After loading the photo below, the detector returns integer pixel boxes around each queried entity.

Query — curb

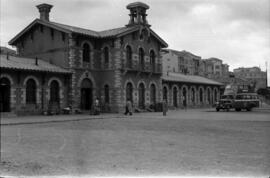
[0,115,124,126]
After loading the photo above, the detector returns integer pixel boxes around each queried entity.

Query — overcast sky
[1,0,270,84]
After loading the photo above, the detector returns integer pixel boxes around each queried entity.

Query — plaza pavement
[1,103,269,125]
[1,105,269,177]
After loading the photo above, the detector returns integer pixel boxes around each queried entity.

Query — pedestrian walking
[162,99,167,116]
[124,99,133,115]
[183,96,187,111]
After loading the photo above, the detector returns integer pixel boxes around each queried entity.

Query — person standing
[94,97,100,115]
[124,99,133,115]
[162,99,167,116]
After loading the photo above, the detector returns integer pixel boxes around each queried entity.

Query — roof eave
[9,19,71,45]
[0,66,71,74]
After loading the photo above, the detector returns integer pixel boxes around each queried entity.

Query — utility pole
[266,61,268,88]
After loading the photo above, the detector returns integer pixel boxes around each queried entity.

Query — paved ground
[0,108,270,177]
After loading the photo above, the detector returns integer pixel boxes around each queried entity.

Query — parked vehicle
[234,93,260,111]
[216,95,234,112]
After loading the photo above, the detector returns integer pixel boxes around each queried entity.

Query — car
[216,95,234,112]
[233,93,260,111]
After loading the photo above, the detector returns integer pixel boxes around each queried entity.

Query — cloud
[1,0,269,75]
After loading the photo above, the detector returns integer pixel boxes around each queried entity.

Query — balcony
[121,60,162,74]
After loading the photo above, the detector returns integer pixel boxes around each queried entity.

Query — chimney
[35,57,38,65]
[36,3,53,21]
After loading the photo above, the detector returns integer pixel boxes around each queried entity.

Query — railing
[121,61,162,74]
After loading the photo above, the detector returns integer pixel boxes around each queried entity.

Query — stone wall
[0,70,69,115]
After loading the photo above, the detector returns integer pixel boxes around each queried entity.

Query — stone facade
[2,2,167,114]
[162,81,220,108]
[0,68,69,114]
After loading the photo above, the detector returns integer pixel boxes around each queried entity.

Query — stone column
[113,38,123,113]
[67,34,77,112]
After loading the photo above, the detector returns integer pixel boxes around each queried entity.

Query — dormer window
[104,47,109,67]
[82,43,90,63]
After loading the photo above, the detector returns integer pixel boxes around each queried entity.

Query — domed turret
[126,2,150,27]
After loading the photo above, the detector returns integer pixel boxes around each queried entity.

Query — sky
[1,0,270,85]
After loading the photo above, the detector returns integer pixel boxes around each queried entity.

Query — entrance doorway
[150,84,156,104]
[80,78,93,110]
[182,87,187,106]
[0,77,11,112]
[138,83,145,109]
[173,87,178,107]
[126,82,133,102]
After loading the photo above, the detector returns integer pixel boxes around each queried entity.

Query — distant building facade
[0,46,16,55]
[233,67,267,91]
[161,49,230,79]
[161,49,202,75]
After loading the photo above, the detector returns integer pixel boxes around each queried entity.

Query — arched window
[150,84,156,104]
[214,89,217,102]
[0,77,11,112]
[26,79,36,104]
[182,87,187,106]
[83,43,90,63]
[207,88,211,103]
[163,86,168,101]
[50,80,60,103]
[139,48,144,70]
[104,47,109,67]
[150,50,156,72]
[173,87,178,107]
[191,88,195,104]
[126,82,133,102]
[199,88,203,103]
[138,83,145,108]
[104,85,110,103]
[126,45,132,68]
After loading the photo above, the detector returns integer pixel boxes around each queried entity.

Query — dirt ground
[1,110,270,177]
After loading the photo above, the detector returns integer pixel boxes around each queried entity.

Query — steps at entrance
[1,112,17,118]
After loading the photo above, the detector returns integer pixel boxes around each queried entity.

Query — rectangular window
[51,29,54,40]
[61,32,65,41]
[30,32,34,41]
[40,25,43,33]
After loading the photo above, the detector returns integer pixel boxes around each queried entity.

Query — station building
[1,2,167,114]
[0,2,223,115]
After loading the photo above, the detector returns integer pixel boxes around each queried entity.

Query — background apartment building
[162,49,201,75]
[233,67,267,91]
[161,49,229,79]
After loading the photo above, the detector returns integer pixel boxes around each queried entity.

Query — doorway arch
[150,84,156,104]
[173,87,178,107]
[138,83,145,108]
[0,77,11,112]
[80,78,93,110]
[182,87,187,106]
[126,82,133,102]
